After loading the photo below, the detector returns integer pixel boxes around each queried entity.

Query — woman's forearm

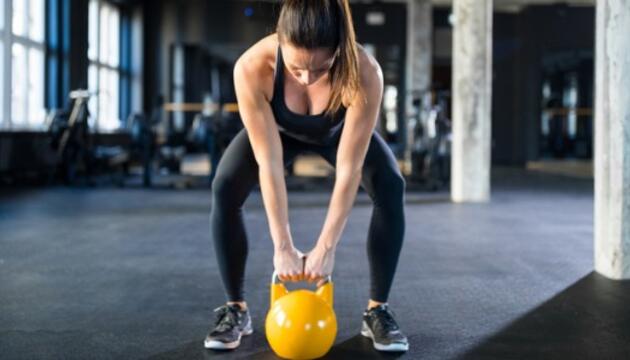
[317,169,362,250]
[258,162,294,251]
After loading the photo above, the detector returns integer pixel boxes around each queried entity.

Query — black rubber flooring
[1,168,629,359]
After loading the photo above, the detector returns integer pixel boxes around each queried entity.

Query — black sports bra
[269,46,346,146]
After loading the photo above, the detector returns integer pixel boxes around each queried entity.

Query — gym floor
[2,168,629,359]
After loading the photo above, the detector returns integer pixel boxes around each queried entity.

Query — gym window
[119,7,144,126]
[0,0,47,130]
[88,0,121,132]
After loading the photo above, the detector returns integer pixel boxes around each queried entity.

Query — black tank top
[270,46,346,146]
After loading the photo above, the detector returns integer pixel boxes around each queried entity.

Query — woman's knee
[368,171,406,208]
[211,174,242,210]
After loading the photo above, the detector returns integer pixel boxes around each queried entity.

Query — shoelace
[212,305,240,332]
[370,305,399,333]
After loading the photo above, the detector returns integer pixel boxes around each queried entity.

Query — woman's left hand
[304,243,336,286]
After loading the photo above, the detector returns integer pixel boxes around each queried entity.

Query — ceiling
[354,0,595,12]
[432,0,594,11]
[191,0,596,12]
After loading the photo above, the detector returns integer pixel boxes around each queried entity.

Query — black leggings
[210,128,406,303]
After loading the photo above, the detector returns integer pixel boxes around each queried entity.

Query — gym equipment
[47,89,130,185]
[189,113,221,184]
[265,272,337,360]
[409,91,452,190]
[48,90,91,183]
[127,113,157,187]
[126,95,191,188]
[184,100,244,185]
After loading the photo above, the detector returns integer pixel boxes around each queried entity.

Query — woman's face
[281,44,336,87]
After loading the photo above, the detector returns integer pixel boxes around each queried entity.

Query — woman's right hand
[273,246,305,282]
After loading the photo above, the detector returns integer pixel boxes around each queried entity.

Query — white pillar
[407,0,432,94]
[450,0,493,203]
[405,0,433,174]
[594,0,630,279]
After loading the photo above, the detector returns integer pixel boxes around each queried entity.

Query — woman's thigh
[211,129,259,206]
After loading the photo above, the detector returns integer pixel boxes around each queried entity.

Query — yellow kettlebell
[265,271,337,360]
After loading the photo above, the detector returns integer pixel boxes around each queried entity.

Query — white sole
[361,321,409,352]
[204,317,253,350]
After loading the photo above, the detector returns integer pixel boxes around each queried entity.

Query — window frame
[88,0,122,132]
[1,0,47,130]
[0,0,6,130]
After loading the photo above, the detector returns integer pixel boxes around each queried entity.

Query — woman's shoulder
[356,44,382,86]
[234,34,279,102]
[341,44,382,107]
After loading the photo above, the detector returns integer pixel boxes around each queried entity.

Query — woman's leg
[210,129,303,303]
[210,129,258,303]
[312,131,406,303]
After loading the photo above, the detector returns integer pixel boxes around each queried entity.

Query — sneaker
[204,303,253,350]
[361,304,409,352]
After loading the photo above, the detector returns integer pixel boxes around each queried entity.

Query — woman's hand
[273,246,305,282]
[304,243,336,286]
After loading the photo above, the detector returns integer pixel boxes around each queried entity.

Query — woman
[205,0,408,353]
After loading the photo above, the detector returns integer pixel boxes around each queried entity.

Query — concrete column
[594,0,630,279]
[407,0,432,94]
[405,0,433,175]
[450,0,493,203]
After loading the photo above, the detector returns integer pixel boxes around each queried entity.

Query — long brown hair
[276,0,363,118]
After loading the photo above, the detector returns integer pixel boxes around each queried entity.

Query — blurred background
[0,0,596,188]
[6,1,630,359]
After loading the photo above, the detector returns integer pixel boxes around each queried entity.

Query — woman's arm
[316,58,384,252]
[234,55,303,281]
[304,56,383,283]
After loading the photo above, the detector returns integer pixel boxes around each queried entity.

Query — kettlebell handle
[270,270,334,307]
[271,270,332,286]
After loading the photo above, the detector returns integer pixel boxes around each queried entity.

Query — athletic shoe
[204,303,253,350]
[361,304,409,352]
